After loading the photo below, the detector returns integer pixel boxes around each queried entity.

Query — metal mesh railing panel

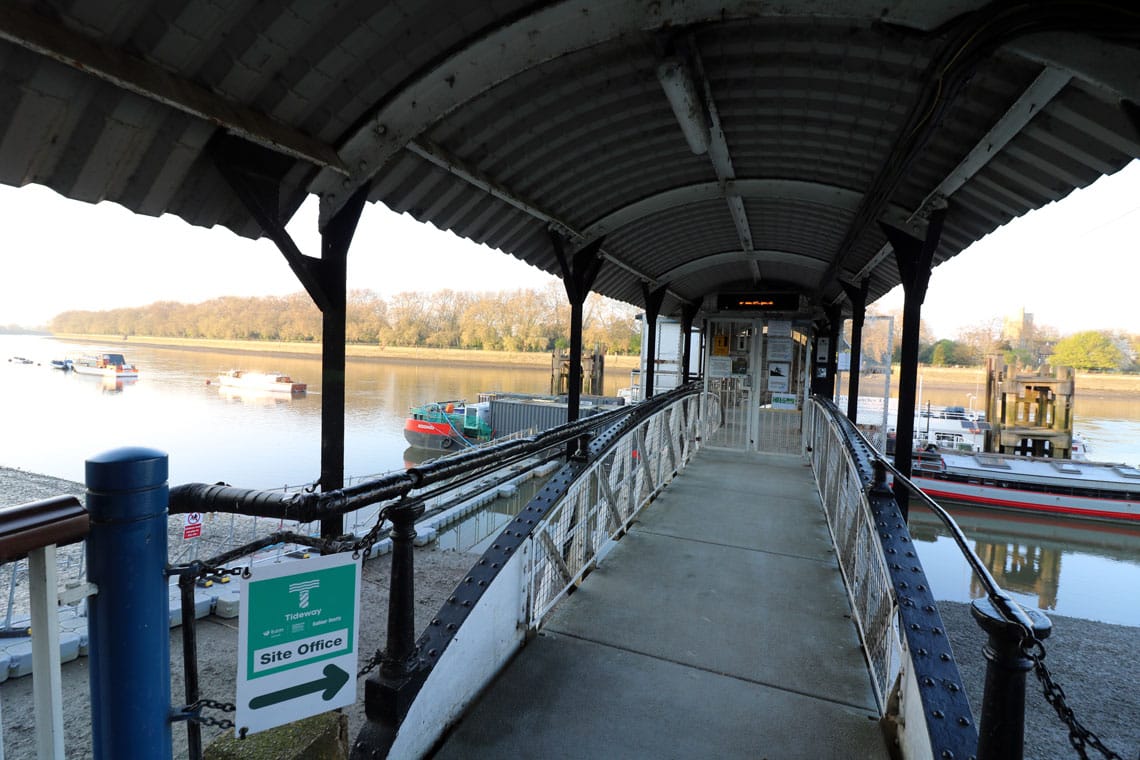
[805,400,899,711]
[528,395,704,627]
[755,408,802,454]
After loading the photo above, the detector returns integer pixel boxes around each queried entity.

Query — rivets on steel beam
[940,653,951,662]
[922,677,934,687]
[931,710,945,719]
[932,627,943,636]
[375,123,387,135]
[957,716,971,727]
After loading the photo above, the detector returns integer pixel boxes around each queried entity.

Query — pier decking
[436,448,890,758]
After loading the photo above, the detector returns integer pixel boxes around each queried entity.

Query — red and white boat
[911,449,1140,524]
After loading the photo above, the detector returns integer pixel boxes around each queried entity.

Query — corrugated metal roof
[1,1,1137,318]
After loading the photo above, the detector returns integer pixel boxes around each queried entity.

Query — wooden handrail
[0,496,88,563]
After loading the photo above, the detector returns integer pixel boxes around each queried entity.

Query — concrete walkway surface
[435,448,890,758]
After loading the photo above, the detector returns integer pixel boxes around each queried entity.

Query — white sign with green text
[236,552,361,735]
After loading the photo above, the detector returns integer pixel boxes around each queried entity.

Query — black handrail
[168,400,638,521]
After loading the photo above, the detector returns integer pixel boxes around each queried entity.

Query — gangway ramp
[435,449,890,758]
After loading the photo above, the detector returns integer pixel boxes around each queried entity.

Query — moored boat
[50,359,73,371]
[403,392,627,452]
[215,369,307,394]
[911,448,1140,524]
[72,353,138,379]
[404,400,491,451]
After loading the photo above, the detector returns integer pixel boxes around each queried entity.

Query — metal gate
[703,320,757,449]
[703,318,807,454]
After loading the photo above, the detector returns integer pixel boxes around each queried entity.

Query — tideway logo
[287,579,322,620]
[290,579,320,608]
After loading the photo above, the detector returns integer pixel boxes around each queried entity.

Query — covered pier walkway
[436,448,890,758]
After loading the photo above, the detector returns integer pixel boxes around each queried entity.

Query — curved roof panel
[1,1,1137,317]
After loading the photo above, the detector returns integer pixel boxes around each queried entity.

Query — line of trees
[872,311,1140,371]
[49,285,643,354]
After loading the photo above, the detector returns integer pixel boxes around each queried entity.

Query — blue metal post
[86,447,171,759]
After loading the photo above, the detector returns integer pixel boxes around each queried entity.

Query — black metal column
[971,598,1052,760]
[318,188,368,538]
[809,306,839,399]
[680,301,699,384]
[881,205,946,520]
[842,279,869,422]
[551,233,605,424]
[641,284,668,399]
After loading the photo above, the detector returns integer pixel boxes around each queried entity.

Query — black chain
[358,650,382,678]
[1022,639,1126,760]
[350,504,393,558]
[189,698,236,730]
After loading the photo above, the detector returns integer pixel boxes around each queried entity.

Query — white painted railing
[527,392,710,627]
[389,390,713,759]
[804,399,899,710]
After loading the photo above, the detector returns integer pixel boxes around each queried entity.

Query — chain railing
[879,442,1130,760]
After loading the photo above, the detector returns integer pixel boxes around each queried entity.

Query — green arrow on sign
[249,664,350,710]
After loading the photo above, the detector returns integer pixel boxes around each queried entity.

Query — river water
[3,334,1139,626]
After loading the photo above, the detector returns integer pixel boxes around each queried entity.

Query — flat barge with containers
[404,392,625,451]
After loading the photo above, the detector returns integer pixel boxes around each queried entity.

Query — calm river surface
[3,334,1140,626]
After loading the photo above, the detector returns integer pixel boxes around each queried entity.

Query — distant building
[1002,308,1034,350]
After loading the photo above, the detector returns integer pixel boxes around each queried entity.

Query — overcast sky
[2,159,1137,339]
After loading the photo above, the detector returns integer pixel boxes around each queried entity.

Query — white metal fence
[527,392,713,628]
[804,399,898,711]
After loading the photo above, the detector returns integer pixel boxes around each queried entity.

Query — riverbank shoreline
[47,333,641,372]
[41,334,1140,396]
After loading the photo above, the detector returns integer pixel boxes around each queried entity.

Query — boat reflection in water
[909,502,1140,626]
[99,377,137,394]
[216,386,307,406]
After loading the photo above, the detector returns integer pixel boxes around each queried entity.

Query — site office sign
[236,552,361,735]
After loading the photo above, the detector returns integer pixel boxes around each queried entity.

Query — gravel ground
[938,601,1140,760]
[4,466,1138,759]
